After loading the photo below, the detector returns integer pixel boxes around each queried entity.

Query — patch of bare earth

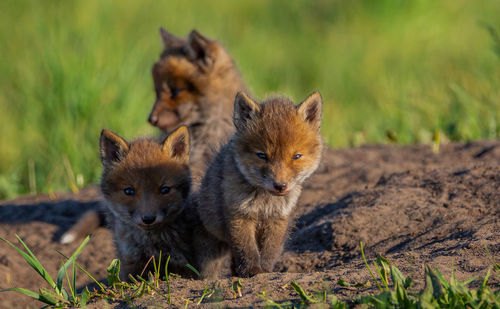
[1,141,499,308]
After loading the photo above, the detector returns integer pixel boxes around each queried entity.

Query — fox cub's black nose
[142,215,156,225]
[273,182,287,192]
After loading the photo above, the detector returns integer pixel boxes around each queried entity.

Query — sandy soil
[0,141,499,308]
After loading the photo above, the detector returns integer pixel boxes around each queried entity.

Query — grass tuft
[0,235,92,307]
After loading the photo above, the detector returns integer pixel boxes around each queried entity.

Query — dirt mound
[0,141,499,308]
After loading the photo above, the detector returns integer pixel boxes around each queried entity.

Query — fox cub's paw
[237,265,263,278]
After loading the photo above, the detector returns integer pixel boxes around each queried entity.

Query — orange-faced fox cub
[195,92,323,278]
[60,28,245,245]
[99,126,193,278]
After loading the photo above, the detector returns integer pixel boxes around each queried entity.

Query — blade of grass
[139,255,154,278]
[56,235,91,292]
[64,263,75,302]
[55,250,106,292]
[186,263,201,278]
[165,255,171,304]
[107,259,121,286]
[74,261,106,292]
[130,280,147,299]
[232,279,243,298]
[373,261,389,291]
[481,268,491,289]
[0,235,57,291]
[39,288,69,306]
[72,257,76,301]
[152,255,157,278]
[0,288,52,304]
[128,274,139,285]
[484,245,500,273]
[291,280,319,304]
[156,251,162,288]
[390,265,406,287]
[360,242,383,292]
[197,283,214,305]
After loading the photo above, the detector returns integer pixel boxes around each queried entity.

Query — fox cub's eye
[124,187,136,196]
[256,153,268,160]
[170,88,181,99]
[292,154,302,160]
[160,186,171,194]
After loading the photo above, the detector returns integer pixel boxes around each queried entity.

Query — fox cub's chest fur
[227,146,302,219]
[198,145,303,244]
[108,208,192,276]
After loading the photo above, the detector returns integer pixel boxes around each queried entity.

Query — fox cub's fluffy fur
[99,126,193,278]
[195,92,323,278]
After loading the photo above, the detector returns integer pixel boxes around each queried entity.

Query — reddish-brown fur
[99,126,194,279]
[195,92,323,279]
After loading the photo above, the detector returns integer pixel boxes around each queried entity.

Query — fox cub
[149,28,246,176]
[195,92,323,278]
[99,126,193,278]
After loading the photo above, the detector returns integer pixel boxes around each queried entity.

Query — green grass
[259,243,500,308]
[0,234,178,307]
[2,235,499,308]
[1,0,500,198]
[0,235,92,307]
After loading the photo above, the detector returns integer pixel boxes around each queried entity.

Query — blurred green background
[0,0,499,199]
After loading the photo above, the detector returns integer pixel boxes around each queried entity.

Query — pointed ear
[297,91,322,130]
[233,92,261,130]
[100,129,129,165]
[162,125,190,163]
[185,30,213,69]
[159,27,182,49]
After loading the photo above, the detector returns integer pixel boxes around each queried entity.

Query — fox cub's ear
[162,125,190,163]
[297,91,322,130]
[100,129,129,165]
[159,27,182,50]
[186,30,213,69]
[233,92,261,131]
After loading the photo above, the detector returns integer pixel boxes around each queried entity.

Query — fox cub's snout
[233,92,323,196]
[100,126,191,231]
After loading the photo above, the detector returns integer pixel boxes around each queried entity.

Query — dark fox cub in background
[60,28,245,245]
[195,92,323,279]
[99,126,193,278]
[150,27,246,177]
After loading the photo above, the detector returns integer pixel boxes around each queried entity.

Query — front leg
[119,254,147,281]
[193,227,230,280]
[114,231,146,280]
[258,216,289,272]
[228,216,263,277]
